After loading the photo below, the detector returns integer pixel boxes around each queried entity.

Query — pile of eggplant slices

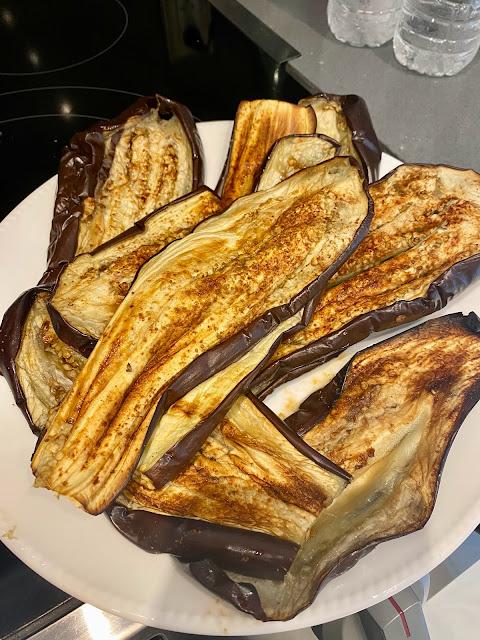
[2,93,480,622]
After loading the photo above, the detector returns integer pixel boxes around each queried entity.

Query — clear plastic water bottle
[327,0,403,47]
[394,0,480,76]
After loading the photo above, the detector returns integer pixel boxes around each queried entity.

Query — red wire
[388,596,412,638]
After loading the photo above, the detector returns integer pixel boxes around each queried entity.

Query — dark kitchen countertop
[211,0,480,170]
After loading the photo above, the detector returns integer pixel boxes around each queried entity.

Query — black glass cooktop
[0,0,307,221]
[0,1,308,637]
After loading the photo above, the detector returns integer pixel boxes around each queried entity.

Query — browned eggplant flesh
[50,95,203,265]
[254,164,480,396]
[31,157,370,515]
[0,95,203,433]
[217,99,317,205]
[3,91,480,625]
[255,134,339,191]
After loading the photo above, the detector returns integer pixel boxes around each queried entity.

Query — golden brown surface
[51,189,222,340]
[76,109,195,254]
[220,100,316,206]
[299,95,361,166]
[256,134,338,191]
[273,165,480,361]
[121,395,345,544]
[31,158,368,514]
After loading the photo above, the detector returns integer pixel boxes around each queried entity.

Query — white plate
[1,122,479,636]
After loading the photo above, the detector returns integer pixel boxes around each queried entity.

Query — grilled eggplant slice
[119,394,346,544]
[0,283,85,434]
[0,95,203,432]
[53,94,203,259]
[31,157,371,514]
[50,131,339,353]
[254,164,480,397]
[190,313,480,620]
[15,294,86,433]
[255,134,339,192]
[217,100,316,205]
[299,93,381,181]
[48,188,222,353]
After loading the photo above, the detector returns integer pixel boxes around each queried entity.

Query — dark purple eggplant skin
[0,96,203,434]
[286,365,349,436]
[189,312,480,621]
[143,160,373,488]
[47,301,96,358]
[47,187,221,356]
[244,391,351,482]
[301,92,382,182]
[107,504,298,581]
[49,94,204,266]
[253,133,341,192]
[253,253,480,401]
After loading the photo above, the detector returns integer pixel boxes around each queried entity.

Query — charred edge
[245,391,351,481]
[142,162,372,488]
[253,253,480,400]
[253,132,342,192]
[107,505,298,580]
[339,94,382,183]
[285,362,350,436]
[50,94,203,267]
[47,187,220,352]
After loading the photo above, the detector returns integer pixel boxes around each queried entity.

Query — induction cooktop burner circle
[0,0,128,75]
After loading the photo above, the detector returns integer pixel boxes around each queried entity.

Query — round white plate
[1,122,479,636]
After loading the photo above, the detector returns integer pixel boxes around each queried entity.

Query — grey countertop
[211,0,480,169]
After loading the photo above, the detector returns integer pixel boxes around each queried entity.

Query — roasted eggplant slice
[0,95,203,432]
[52,95,203,259]
[190,313,480,620]
[31,157,371,515]
[255,134,339,191]
[109,505,299,580]
[217,100,316,205]
[48,188,222,352]
[254,164,480,397]
[299,93,381,181]
[119,394,346,544]
[0,284,85,435]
